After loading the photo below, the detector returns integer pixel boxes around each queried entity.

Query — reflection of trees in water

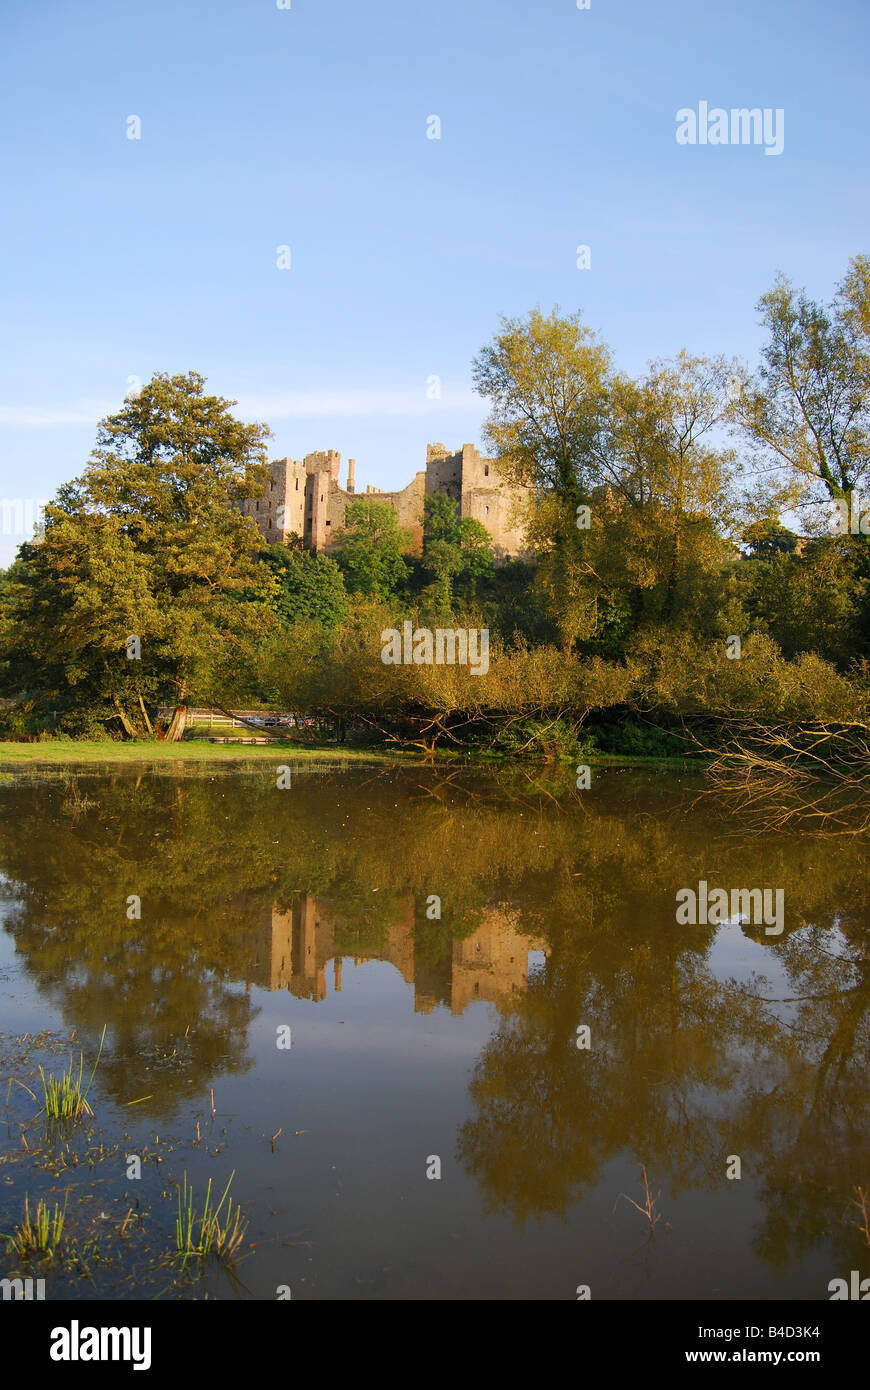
[0,766,866,1270]
[0,770,527,1112]
[688,770,870,838]
[455,831,869,1269]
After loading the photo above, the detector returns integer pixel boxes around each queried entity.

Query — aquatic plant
[38,1025,106,1121]
[174,1171,248,1265]
[4,1193,67,1257]
[615,1165,662,1234]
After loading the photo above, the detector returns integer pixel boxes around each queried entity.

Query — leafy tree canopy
[0,372,277,736]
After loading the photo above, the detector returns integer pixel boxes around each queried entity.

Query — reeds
[174,1171,248,1266]
[4,1193,67,1257]
[38,1024,106,1121]
[615,1164,662,1233]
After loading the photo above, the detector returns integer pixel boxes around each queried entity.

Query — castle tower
[303,451,340,552]
[241,457,306,544]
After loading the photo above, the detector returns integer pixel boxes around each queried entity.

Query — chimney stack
[347,458,355,493]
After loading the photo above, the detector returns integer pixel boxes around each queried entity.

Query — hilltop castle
[241,443,531,562]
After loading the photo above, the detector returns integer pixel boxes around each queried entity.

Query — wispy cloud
[0,388,482,431]
[0,400,116,429]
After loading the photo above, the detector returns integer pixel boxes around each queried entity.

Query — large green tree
[729,257,870,522]
[0,372,277,738]
[471,307,612,643]
[263,541,350,630]
[421,493,493,607]
[594,352,738,626]
[472,306,611,530]
[335,497,411,603]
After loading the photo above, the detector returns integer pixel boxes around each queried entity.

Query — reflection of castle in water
[244,897,546,1015]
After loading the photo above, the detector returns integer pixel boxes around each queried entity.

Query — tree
[608,353,738,621]
[729,259,870,525]
[472,306,611,525]
[335,498,411,603]
[421,493,493,607]
[472,307,612,646]
[730,539,866,666]
[0,372,277,738]
[263,544,350,630]
[742,519,799,556]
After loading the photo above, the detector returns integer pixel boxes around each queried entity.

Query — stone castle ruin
[241,443,531,562]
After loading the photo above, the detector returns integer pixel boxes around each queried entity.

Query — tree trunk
[664,518,681,620]
[112,696,137,739]
[165,706,187,742]
[138,694,154,736]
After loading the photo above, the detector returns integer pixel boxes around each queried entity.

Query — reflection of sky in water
[706,919,792,986]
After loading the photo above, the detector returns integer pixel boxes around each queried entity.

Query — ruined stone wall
[424,443,463,502]
[244,443,531,561]
[457,443,531,562]
[322,472,426,554]
[303,453,336,553]
[240,457,306,544]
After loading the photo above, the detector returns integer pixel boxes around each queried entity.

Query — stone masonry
[241,443,531,563]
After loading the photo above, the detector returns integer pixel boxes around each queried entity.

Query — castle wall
[241,457,306,543]
[244,443,530,561]
[304,453,337,553]
[459,445,531,561]
[424,443,463,501]
[322,472,427,555]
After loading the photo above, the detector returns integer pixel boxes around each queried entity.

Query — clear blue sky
[1,0,867,565]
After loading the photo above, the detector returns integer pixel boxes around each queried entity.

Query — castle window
[484,465,489,477]
[296,479,299,490]
[484,505,489,515]
[326,520,331,526]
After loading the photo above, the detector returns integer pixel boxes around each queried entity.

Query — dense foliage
[1,260,868,758]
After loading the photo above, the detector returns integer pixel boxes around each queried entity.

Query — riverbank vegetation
[1,258,868,769]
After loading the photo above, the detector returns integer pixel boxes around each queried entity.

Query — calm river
[0,763,867,1300]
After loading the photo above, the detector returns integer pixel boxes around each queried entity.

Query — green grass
[4,1194,67,1257]
[0,739,407,765]
[0,737,703,770]
[174,1171,248,1266]
[38,1024,106,1120]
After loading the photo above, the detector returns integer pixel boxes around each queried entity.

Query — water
[0,763,867,1300]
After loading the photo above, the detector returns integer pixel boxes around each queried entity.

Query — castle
[241,442,531,562]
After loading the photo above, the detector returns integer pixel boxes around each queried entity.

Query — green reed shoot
[4,1193,67,1257]
[174,1170,248,1265]
[38,1024,106,1121]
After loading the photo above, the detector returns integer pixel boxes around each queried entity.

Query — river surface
[0,762,867,1300]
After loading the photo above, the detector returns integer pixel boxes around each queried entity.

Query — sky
[1,0,868,566]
